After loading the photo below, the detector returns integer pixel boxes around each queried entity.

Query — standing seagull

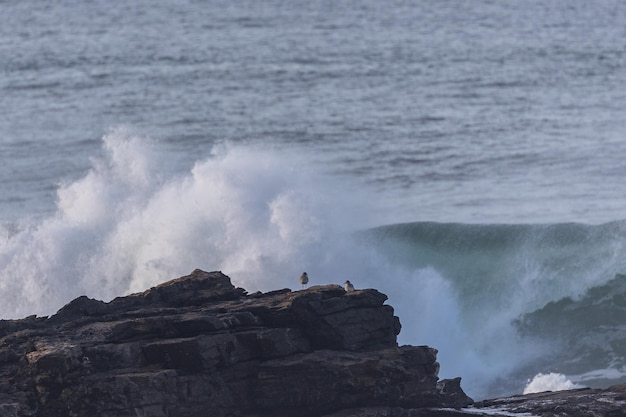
[299,272,309,289]
[344,280,355,292]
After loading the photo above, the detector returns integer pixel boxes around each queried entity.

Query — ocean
[2,0,626,400]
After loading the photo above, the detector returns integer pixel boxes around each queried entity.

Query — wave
[516,272,626,387]
[0,129,378,319]
[523,373,581,394]
[2,130,626,399]
[365,221,626,319]
[364,221,626,397]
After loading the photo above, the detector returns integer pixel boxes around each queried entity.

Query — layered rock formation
[0,270,472,417]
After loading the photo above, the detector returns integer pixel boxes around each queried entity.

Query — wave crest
[0,130,371,318]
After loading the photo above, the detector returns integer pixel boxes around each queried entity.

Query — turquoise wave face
[361,221,626,395]
[516,273,626,380]
[366,221,626,306]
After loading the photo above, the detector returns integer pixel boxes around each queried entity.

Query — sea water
[2,0,626,399]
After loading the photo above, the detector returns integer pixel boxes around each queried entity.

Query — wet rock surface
[468,384,626,417]
[0,269,472,417]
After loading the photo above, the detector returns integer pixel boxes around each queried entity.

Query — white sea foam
[0,129,378,317]
[523,373,581,394]
[0,131,508,397]
[0,129,623,401]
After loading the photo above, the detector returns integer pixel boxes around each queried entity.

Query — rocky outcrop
[469,384,626,417]
[0,269,472,417]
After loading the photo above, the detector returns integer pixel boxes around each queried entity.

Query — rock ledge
[0,270,472,417]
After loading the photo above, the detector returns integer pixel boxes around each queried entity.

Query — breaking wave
[2,129,626,399]
[0,129,377,319]
[523,373,581,394]
[366,221,626,397]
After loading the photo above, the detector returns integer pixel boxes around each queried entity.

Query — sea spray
[364,221,626,397]
[0,131,505,398]
[524,373,580,394]
[3,130,626,399]
[0,129,379,316]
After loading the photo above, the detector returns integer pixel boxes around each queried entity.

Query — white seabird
[299,272,309,289]
[344,280,355,292]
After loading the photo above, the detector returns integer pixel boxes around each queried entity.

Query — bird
[344,280,355,292]
[299,272,309,289]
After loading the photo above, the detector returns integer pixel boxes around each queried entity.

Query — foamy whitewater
[3,0,626,400]
[523,373,581,395]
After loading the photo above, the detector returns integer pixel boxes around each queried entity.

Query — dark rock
[0,269,472,416]
[470,384,626,416]
[106,269,246,312]
[252,346,441,416]
[437,378,474,409]
[141,268,247,307]
[0,315,47,338]
[48,295,109,325]
[289,285,401,351]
